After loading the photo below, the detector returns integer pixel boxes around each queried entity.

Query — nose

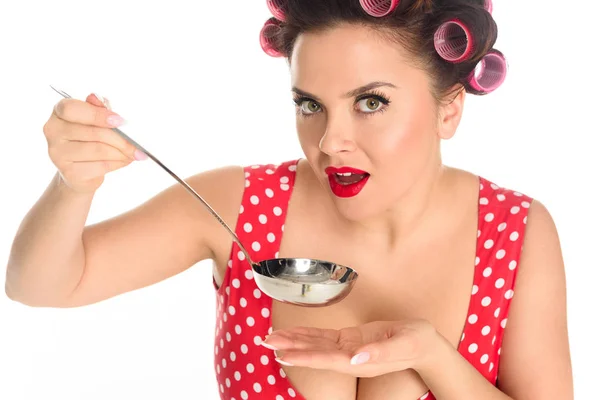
[318,117,357,155]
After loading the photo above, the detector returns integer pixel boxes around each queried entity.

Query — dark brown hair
[264,0,499,102]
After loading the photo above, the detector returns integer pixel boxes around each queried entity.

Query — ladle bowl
[50,85,359,307]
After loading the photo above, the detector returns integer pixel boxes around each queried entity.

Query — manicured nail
[107,114,124,127]
[350,352,370,365]
[93,93,106,105]
[275,358,293,366]
[260,341,278,351]
[134,149,147,161]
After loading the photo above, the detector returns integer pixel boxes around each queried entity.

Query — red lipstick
[324,166,370,198]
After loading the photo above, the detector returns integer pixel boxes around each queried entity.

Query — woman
[5,0,572,399]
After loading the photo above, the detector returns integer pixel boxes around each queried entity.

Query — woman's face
[289,23,463,222]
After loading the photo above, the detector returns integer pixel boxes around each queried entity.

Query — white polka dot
[227,260,232,268]
[245,269,253,280]
[279,368,286,378]
[468,314,478,324]
[235,325,242,335]
[495,278,505,288]
[228,305,236,315]
[252,241,261,251]
[492,335,496,345]
[497,194,506,201]
[220,383,224,393]
[461,332,465,341]
[254,289,262,298]
[222,358,227,368]
[477,230,481,238]
[239,205,244,214]
[253,382,262,393]
[483,267,492,277]
[491,183,499,190]
[250,195,259,205]
[265,188,274,198]
[489,362,494,372]
[251,165,259,169]
[484,239,494,249]
[216,364,220,374]
[247,317,255,327]
[481,326,491,336]
[522,201,530,208]
[480,197,489,205]
[226,332,232,342]
[510,231,519,241]
[223,313,228,322]
[496,249,506,259]
[220,339,224,348]
[225,286,230,295]
[268,375,276,385]
[258,214,267,224]
[475,257,480,266]
[510,206,520,214]
[247,363,255,373]
[505,289,514,299]
[232,279,241,288]
[276,396,284,400]
[273,206,282,216]
[234,371,241,381]
[501,318,508,328]
[253,336,262,346]
[485,213,494,222]
[468,343,478,353]
[289,164,297,171]
[215,345,218,355]
[509,260,517,270]
[280,176,289,184]
[266,168,274,174]
[275,251,279,257]
[480,354,489,364]
[230,351,236,361]
[261,355,269,365]
[237,251,245,261]
[523,216,528,224]
[494,307,501,318]
[497,222,507,232]
[243,222,253,232]
[244,171,250,178]
[226,378,231,388]
[267,233,276,243]
[472,285,479,295]
[514,191,523,197]
[481,296,491,307]
[240,297,247,307]
[288,388,296,397]
[261,308,270,318]
[241,390,248,400]
[280,184,290,191]
[241,344,248,354]
[245,179,250,188]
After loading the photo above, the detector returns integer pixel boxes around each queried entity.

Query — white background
[1,1,598,399]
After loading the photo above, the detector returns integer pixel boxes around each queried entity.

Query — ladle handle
[49,85,255,265]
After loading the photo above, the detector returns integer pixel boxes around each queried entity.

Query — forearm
[5,172,94,305]
[415,333,513,400]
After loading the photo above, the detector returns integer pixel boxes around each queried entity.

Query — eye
[300,100,321,114]
[357,97,383,112]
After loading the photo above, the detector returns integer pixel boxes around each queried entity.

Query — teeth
[336,172,353,176]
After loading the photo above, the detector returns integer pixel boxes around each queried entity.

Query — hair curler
[260,17,284,57]
[359,0,401,17]
[267,0,287,22]
[467,49,507,93]
[434,19,474,63]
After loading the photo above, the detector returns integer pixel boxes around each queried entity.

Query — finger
[58,141,135,162]
[63,160,131,181]
[275,348,351,369]
[353,334,420,365]
[86,93,112,110]
[59,122,138,159]
[263,333,337,351]
[54,97,124,129]
[271,326,341,342]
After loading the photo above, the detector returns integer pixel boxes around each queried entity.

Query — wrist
[413,326,453,374]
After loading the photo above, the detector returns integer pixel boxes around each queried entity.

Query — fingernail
[134,149,147,161]
[350,352,370,365]
[275,358,293,366]
[107,114,125,127]
[260,341,278,351]
[93,92,111,109]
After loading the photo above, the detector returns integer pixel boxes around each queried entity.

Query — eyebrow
[291,81,398,102]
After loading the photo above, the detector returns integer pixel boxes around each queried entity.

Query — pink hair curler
[467,49,507,93]
[484,0,493,14]
[359,0,401,17]
[434,19,474,63]
[267,0,286,22]
[260,17,284,57]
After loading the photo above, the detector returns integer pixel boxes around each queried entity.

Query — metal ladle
[49,86,358,307]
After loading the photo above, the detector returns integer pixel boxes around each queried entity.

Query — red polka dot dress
[213,159,532,400]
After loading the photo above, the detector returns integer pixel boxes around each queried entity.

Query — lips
[324,166,370,198]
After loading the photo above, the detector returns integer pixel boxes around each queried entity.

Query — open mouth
[324,166,371,198]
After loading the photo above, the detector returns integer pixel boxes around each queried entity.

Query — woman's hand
[262,319,440,378]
